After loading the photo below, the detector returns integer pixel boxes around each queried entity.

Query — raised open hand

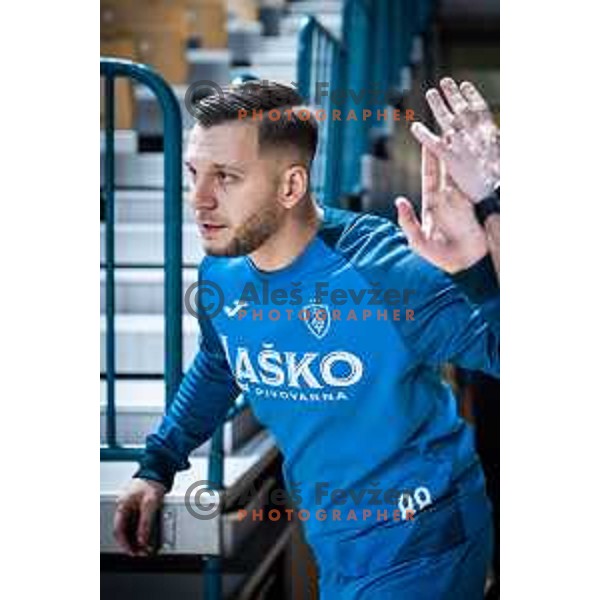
[396,146,487,274]
[411,78,499,202]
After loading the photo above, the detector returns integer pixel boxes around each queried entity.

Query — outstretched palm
[396,147,487,274]
[411,78,499,202]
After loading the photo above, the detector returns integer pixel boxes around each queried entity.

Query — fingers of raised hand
[440,77,470,120]
[459,80,494,124]
[425,88,455,132]
[422,146,441,196]
[425,82,474,151]
[410,121,445,159]
[395,197,425,251]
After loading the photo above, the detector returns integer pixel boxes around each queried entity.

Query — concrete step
[100,130,138,154]
[228,21,263,64]
[249,49,298,66]
[100,430,280,555]
[100,314,198,374]
[185,48,232,63]
[100,150,187,189]
[100,267,198,314]
[100,223,203,265]
[288,0,343,16]
[257,34,298,52]
[132,78,250,137]
[243,63,297,85]
[134,84,197,135]
[100,380,261,453]
[186,49,232,85]
[281,12,342,37]
[109,190,194,224]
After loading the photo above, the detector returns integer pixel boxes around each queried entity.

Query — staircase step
[100,430,279,555]
[108,190,193,224]
[228,21,263,64]
[100,130,137,154]
[100,223,203,265]
[281,12,342,37]
[243,63,297,84]
[100,151,185,189]
[100,267,198,314]
[134,84,197,136]
[249,49,298,65]
[100,379,261,453]
[257,35,298,51]
[288,0,343,15]
[186,48,232,88]
[100,314,198,374]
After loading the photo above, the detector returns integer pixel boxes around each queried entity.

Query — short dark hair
[191,80,318,167]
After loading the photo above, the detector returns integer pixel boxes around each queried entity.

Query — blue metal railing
[340,0,372,197]
[297,0,433,206]
[100,58,250,470]
[297,16,346,205]
[100,59,266,600]
[100,58,183,461]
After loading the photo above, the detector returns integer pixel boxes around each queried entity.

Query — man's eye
[217,171,236,183]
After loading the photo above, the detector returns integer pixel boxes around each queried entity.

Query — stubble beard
[203,200,285,257]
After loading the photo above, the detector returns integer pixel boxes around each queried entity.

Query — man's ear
[278,164,310,209]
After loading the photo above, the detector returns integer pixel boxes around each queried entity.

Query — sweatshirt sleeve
[132,263,240,492]
[338,216,499,378]
[448,253,499,338]
[396,249,500,378]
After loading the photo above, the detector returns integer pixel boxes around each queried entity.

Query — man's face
[185,121,285,256]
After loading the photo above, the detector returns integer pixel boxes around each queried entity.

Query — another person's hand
[411,77,499,202]
[396,147,487,274]
[113,478,167,556]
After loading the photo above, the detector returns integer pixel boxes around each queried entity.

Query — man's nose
[190,177,218,211]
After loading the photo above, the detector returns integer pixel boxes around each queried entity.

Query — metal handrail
[100,58,183,461]
[297,16,346,205]
[340,0,373,196]
[297,0,433,205]
[100,58,250,465]
[99,57,277,600]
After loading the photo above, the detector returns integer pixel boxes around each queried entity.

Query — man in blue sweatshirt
[113,80,499,599]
